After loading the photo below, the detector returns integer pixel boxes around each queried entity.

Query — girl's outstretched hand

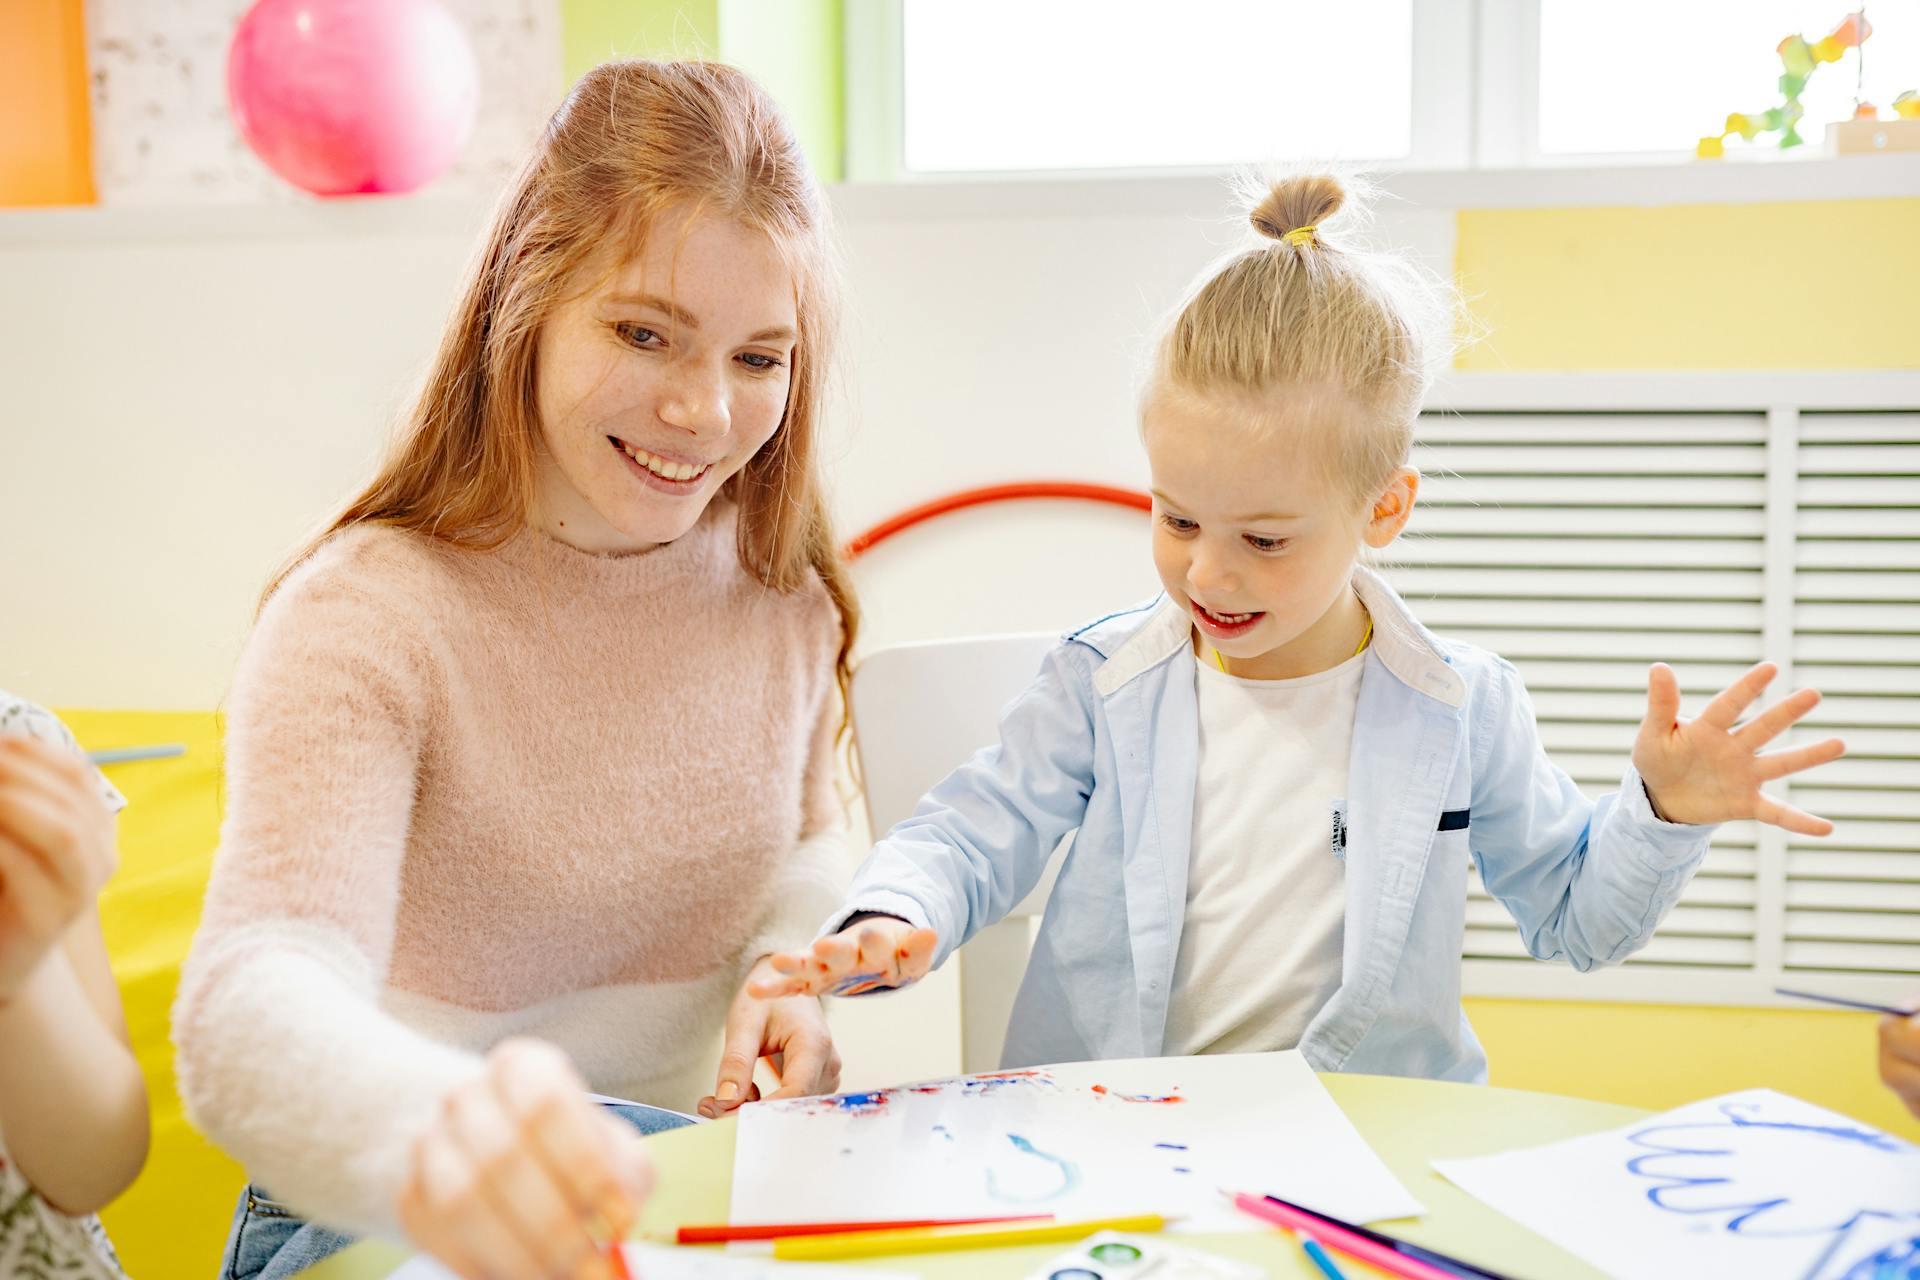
[1633,661,1846,834]
[747,915,938,1000]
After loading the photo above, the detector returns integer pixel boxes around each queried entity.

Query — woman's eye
[739,352,786,371]
[1245,535,1289,553]
[1160,514,1197,534]
[616,324,663,349]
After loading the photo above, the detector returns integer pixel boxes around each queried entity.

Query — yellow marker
[770,1212,1169,1261]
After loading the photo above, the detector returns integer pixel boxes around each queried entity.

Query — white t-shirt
[1162,649,1364,1057]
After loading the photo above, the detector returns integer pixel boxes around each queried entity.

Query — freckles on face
[531,208,799,552]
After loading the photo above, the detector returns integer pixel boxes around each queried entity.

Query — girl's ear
[1363,467,1420,549]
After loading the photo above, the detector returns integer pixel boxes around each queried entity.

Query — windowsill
[831,152,1920,219]
[1,152,1914,244]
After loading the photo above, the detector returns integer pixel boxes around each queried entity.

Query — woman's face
[532,205,799,553]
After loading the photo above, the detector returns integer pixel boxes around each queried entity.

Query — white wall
[0,182,1452,706]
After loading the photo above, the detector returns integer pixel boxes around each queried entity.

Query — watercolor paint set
[1023,1232,1263,1280]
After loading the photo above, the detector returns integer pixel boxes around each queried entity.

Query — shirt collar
[1091,565,1464,708]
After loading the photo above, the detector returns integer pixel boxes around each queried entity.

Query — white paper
[389,1244,911,1280]
[730,1051,1422,1234]
[1434,1088,1920,1280]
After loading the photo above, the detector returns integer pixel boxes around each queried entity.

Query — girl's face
[1141,383,1414,680]
[532,206,799,553]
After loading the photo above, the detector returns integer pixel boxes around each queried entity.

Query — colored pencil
[88,744,186,765]
[770,1212,1168,1261]
[1228,1193,1518,1280]
[1288,1227,1351,1280]
[676,1214,1051,1244]
[1775,986,1913,1017]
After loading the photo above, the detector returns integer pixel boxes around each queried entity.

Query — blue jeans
[218,1103,696,1280]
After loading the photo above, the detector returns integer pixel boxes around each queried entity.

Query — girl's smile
[1189,598,1266,639]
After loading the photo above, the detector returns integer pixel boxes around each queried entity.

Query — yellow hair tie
[1281,225,1317,247]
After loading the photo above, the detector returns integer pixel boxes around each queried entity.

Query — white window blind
[1382,398,1918,1007]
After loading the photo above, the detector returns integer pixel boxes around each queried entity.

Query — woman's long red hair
[263,60,859,714]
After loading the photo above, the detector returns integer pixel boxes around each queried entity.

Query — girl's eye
[739,352,786,371]
[616,323,663,349]
[1160,514,1198,534]
[1245,535,1289,553]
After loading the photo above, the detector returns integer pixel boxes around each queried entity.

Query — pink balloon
[227,0,479,196]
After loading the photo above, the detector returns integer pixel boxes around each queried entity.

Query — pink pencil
[1227,1192,1459,1280]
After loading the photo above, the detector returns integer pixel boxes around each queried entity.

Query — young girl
[174,61,855,1280]
[0,693,149,1279]
[754,174,1848,1081]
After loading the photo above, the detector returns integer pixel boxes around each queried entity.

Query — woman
[175,59,856,1280]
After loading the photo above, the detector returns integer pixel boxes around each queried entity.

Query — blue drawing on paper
[1624,1098,1920,1279]
[986,1133,1082,1204]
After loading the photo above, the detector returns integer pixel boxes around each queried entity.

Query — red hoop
[842,482,1153,559]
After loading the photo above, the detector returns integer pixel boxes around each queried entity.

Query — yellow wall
[1455,198,1920,370]
[62,710,240,1280]
[1452,193,1919,1142]
[1467,997,1917,1140]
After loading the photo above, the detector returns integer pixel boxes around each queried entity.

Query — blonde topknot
[1150,171,1455,503]
[1248,173,1345,244]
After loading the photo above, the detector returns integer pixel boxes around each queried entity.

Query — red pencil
[676,1214,1053,1244]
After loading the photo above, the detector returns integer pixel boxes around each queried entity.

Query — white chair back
[849,632,1066,1072]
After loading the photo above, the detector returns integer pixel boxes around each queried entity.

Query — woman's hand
[747,915,938,1001]
[1882,1012,1920,1121]
[0,736,117,1003]
[1633,661,1845,832]
[700,956,842,1118]
[397,1039,653,1280]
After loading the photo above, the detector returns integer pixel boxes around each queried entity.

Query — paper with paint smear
[730,1050,1422,1233]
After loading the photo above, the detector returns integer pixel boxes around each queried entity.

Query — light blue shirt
[830,568,1714,1082]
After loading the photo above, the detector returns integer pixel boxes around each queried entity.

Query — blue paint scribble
[1154,1143,1188,1150]
[1834,1232,1920,1280]
[933,1124,953,1142]
[827,972,888,996]
[986,1133,1082,1203]
[1623,1098,1920,1278]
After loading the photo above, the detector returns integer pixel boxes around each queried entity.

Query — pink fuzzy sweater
[173,500,848,1238]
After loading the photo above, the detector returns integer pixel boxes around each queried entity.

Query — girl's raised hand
[747,916,938,1000]
[397,1038,653,1280]
[1633,661,1846,834]
[0,736,118,1002]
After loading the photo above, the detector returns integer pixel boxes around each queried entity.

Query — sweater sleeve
[171,543,485,1239]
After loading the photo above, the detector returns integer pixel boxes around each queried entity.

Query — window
[847,0,1920,178]
[1537,0,1920,157]
[899,0,1414,173]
